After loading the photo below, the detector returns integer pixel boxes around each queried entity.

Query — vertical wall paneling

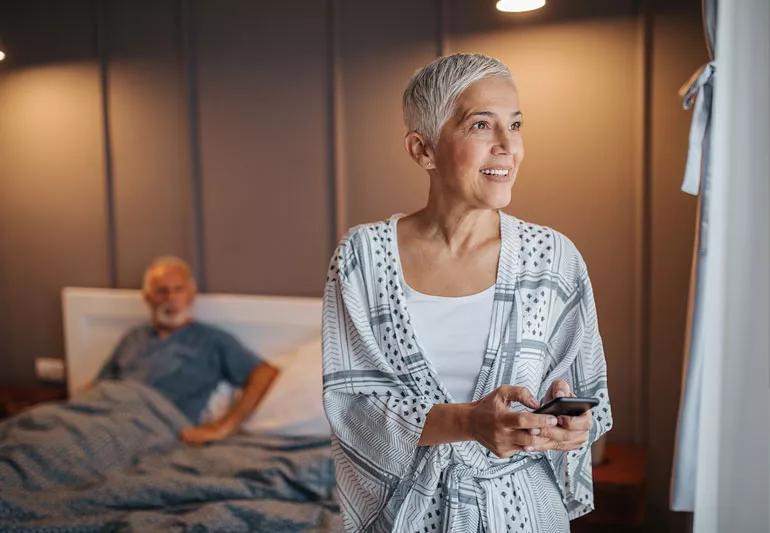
[337,0,439,229]
[640,0,655,449]
[647,0,704,529]
[181,0,207,289]
[0,0,111,382]
[327,0,341,244]
[194,1,331,296]
[105,0,195,289]
[96,0,118,289]
[438,0,448,56]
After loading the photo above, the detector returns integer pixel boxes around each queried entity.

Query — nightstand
[0,384,68,419]
[572,443,647,532]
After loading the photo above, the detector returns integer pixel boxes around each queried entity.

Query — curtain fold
[670,0,717,513]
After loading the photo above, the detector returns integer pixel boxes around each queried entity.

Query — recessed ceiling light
[496,0,546,13]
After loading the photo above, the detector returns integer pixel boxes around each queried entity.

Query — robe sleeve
[322,239,437,532]
[539,256,613,520]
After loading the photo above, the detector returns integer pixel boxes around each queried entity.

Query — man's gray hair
[402,53,514,147]
[142,255,197,292]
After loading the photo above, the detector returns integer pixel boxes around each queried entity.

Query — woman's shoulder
[502,213,587,282]
[326,216,395,283]
[338,217,393,248]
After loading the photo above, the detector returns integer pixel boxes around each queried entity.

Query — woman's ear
[404,132,435,170]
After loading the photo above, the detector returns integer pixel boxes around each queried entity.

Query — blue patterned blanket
[0,380,339,531]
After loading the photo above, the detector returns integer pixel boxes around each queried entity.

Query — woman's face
[432,76,524,210]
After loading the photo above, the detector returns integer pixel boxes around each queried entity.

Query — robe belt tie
[680,61,716,195]
[445,455,542,532]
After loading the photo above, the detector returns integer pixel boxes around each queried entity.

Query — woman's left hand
[533,379,592,452]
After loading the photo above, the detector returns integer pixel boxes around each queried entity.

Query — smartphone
[533,396,598,417]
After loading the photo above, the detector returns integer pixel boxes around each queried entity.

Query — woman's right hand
[467,385,558,458]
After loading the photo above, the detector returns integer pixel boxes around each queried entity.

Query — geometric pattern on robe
[322,211,613,532]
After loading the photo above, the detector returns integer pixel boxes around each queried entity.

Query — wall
[0,1,111,383]
[647,0,707,531]
[105,0,196,288]
[0,0,705,530]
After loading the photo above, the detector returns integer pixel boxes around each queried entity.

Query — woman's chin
[473,177,515,210]
[481,191,513,210]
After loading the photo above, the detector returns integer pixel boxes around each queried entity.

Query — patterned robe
[322,211,612,532]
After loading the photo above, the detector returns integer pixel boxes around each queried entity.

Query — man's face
[143,266,196,330]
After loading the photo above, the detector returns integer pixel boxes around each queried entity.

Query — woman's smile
[480,166,513,182]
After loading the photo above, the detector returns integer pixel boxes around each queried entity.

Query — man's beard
[153,304,192,329]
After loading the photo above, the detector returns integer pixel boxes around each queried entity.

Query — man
[97,256,278,445]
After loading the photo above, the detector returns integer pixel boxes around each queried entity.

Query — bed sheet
[0,380,339,532]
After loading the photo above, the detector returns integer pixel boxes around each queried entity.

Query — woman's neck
[411,198,500,254]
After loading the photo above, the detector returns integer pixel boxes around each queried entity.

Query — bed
[0,288,340,532]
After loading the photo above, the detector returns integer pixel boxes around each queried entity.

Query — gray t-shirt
[98,322,262,423]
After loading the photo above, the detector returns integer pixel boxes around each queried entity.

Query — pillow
[200,343,301,425]
[239,336,330,437]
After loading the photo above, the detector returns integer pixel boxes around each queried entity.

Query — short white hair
[402,53,514,147]
[142,255,196,292]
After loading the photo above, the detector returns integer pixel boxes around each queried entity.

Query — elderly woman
[322,53,612,532]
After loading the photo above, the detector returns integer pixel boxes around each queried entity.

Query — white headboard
[62,287,322,397]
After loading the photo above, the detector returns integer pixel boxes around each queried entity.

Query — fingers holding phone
[529,381,596,452]
[546,379,573,401]
[531,409,592,451]
[470,383,595,455]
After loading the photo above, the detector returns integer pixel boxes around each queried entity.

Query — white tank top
[391,215,495,403]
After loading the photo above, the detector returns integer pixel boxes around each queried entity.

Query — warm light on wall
[496,0,546,13]
[0,37,6,62]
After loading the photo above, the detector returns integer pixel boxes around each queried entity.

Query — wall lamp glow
[0,37,6,61]
[496,0,546,13]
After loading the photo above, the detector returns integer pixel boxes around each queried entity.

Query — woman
[322,53,612,532]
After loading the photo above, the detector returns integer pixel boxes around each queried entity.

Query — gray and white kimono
[322,211,612,532]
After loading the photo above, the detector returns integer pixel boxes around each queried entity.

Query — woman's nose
[492,132,513,155]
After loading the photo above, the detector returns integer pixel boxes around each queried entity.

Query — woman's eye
[471,121,490,130]
[511,121,522,131]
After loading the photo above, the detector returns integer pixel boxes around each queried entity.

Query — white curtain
[671,0,769,531]
[670,0,716,513]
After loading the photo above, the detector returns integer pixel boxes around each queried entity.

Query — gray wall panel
[336,0,438,231]
[646,1,704,529]
[106,0,196,288]
[194,0,331,296]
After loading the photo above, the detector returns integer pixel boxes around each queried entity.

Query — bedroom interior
[2,0,764,531]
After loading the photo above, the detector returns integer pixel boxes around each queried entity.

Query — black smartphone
[533,396,598,417]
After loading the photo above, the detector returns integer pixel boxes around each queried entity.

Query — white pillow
[200,348,299,425]
[242,336,330,437]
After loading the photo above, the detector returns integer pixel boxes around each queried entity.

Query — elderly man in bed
[96,256,278,445]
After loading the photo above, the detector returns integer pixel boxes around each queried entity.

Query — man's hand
[533,379,592,452]
[180,362,279,446]
[180,421,234,446]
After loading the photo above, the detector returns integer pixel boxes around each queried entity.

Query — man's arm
[180,362,279,445]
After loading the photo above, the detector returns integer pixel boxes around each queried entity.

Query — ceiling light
[496,0,546,13]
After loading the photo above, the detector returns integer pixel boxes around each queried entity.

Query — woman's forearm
[418,402,475,446]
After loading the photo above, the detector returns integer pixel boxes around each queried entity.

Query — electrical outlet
[35,358,65,382]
